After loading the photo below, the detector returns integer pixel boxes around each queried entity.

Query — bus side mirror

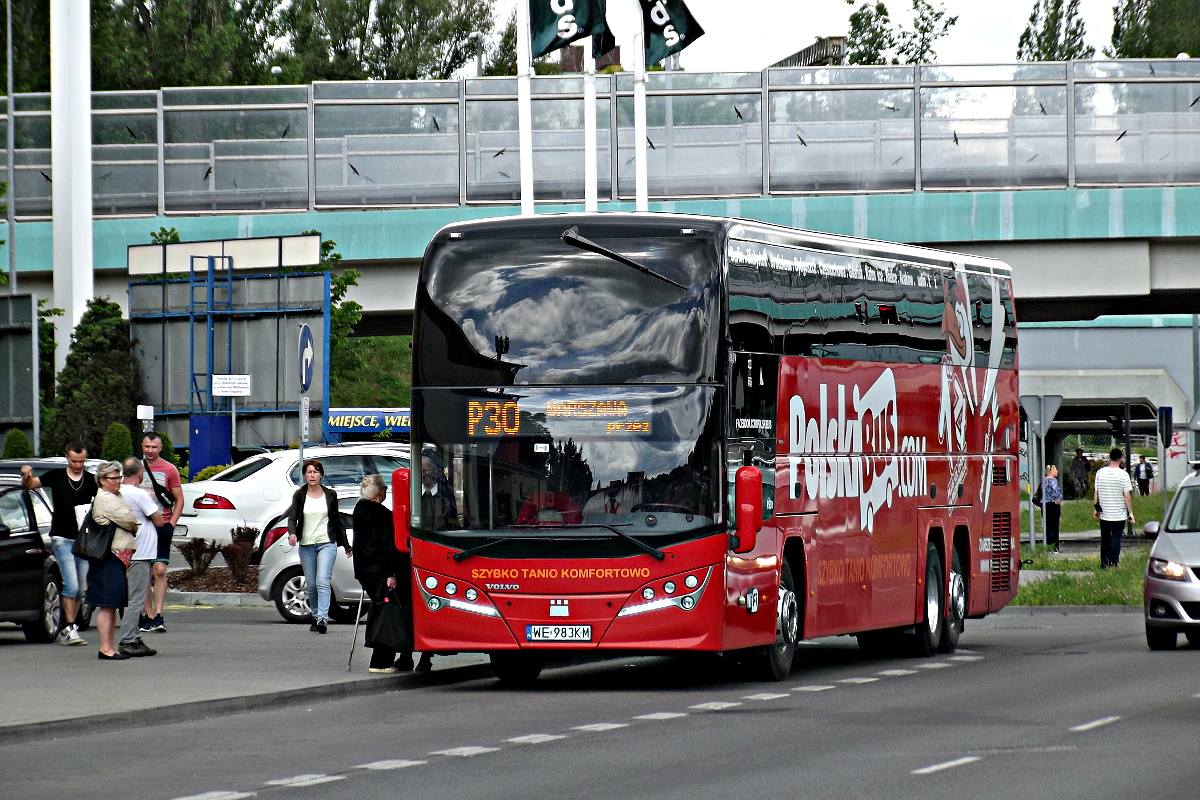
[392,467,411,553]
[732,466,763,554]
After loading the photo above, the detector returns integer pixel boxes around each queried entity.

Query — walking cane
[346,588,367,672]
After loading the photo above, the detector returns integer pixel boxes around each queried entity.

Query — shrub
[176,537,220,576]
[193,463,232,482]
[220,526,259,586]
[2,429,33,458]
[156,431,180,465]
[102,422,134,461]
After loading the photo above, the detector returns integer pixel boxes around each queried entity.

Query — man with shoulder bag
[138,432,183,634]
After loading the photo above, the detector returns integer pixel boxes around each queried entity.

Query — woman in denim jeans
[287,459,351,633]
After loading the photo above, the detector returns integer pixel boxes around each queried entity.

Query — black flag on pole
[638,0,705,65]
[529,0,610,60]
[592,0,616,60]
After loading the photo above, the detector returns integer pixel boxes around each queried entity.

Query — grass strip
[1011,544,1147,606]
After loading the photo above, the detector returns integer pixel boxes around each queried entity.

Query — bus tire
[490,651,545,686]
[937,547,966,654]
[909,541,944,657]
[749,557,799,681]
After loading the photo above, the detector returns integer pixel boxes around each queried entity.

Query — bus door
[725,351,779,649]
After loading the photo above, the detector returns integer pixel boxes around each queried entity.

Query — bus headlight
[618,568,711,617]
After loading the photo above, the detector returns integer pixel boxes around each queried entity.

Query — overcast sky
[495,0,1122,71]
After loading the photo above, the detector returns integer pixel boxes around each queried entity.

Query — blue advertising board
[325,408,410,434]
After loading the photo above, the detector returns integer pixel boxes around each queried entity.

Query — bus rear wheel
[937,547,965,654]
[490,651,545,686]
[908,542,945,657]
[749,557,799,681]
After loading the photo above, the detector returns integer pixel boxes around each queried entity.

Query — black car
[0,476,62,642]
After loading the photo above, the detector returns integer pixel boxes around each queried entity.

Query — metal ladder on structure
[187,255,235,419]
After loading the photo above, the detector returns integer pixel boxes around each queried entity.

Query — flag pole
[633,26,648,212]
[516,0,535,216]
[584,45,598,212]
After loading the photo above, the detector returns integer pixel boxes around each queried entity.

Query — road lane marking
[911,756,982,775]
[836,677,879,684]
[573,723,629,731]
[1069,716,1121,732]
[430,746,501,757]
[506,734,567,744]
[949,655,983,662]
[356,760,426,770]
[634,712,688,720]
[878,669,918,677]
[743,693,790,700]
[265,775,344,788]
[172,793,256,800]
[689,701,742,710]
[916,662,952,669]
[792,685,835,692]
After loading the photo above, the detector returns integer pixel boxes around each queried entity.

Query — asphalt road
[4,611,1198,800]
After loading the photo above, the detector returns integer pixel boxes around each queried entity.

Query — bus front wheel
[490,651,545,686]
[749,557,799,681]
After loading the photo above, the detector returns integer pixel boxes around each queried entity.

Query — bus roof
[430,212,1012,278]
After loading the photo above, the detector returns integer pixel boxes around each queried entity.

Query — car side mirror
[391,467,411,553]
[1142,520,1160,540]
[732,466,763,554]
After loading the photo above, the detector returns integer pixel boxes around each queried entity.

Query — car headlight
[1148,557,1189,581]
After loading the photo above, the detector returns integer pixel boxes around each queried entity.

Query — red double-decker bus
[392,213,1020,683]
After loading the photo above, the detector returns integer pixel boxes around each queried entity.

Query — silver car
[1143,465,1200,650]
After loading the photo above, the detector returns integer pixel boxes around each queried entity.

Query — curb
[0,662,496,746]
[998,605,1143,615]
[165,590,272,607]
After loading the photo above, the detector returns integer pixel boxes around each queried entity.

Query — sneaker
[150,613,166,632]
[98,651,131,661]
[415,653,433,673]
[309,621,319,632]
[315,620,327,634]
[58,624,87,646]
[138,614,155,633]
[368,666,400,674]
[119,639,158,657]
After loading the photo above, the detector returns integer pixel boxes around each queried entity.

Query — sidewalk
[0,604,491,745]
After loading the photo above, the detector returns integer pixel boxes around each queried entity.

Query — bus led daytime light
[447,597,500,617]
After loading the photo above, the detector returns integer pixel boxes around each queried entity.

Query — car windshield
[414,385,722,537]
[1166,485,1200,532]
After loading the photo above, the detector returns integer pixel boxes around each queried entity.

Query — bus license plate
[526,624,591,642]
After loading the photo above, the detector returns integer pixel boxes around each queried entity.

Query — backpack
[1032,482,1043,506]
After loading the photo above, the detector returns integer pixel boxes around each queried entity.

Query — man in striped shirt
[1093,447,1135,568]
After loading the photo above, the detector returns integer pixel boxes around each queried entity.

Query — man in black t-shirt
[22,441,98,645]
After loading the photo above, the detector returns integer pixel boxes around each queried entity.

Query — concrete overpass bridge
[9,60,1200,469]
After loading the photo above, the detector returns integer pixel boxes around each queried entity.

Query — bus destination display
[466,398,652,437]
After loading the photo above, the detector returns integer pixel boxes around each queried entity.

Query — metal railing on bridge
[6,59,1200,218]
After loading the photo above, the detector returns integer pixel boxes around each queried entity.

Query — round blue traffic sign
[298,324,315,392]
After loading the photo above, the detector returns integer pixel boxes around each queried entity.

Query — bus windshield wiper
[513,523,666,560]
[561,227,687,291]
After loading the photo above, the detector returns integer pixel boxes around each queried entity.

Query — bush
[102,422,134,461]
[193,463,232,482]
[2,429,33,458]
[176,538,220,576]
[156,431,180,466]
[220,526,259,586]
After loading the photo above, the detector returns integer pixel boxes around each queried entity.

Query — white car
[179,443,409,544]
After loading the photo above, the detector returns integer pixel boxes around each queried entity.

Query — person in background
[353,474,417,673]
[1134,455,1155,497]
[1094,447,1135,569]
[87,461,140,660]
[420,455,457,531]
[21,441,97,646]
[118,459,164,658]
[1043,464,1063,552]
[287,459,351,634]
[138,432,183,635]
[1069,447,1091,501]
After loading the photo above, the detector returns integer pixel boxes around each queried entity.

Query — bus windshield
[415,226,721,386]
[414,385,722,537]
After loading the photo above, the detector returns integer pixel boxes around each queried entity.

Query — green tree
[0,0,51,93]
[2,428,33,458]
[1107,0,1200,58]
[845,1,898,65]
[1106,0,1151,57]
[285,233,364,389]
[41,298,143,456]
[483,10,517,76]
[37,300,63,410]
[102,422,134,461]
[895,0,958,64]
[1017,0,1095,60]
[156,430,181,466]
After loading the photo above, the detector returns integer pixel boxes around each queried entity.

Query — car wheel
[748,557,799,681]
[490,651,544,686]
[272,566,313,624]
[1146,625,1177,651]
[328,601,365,624]
[23,571,63,643]
[937,547,966,654]
[908,541,945,657]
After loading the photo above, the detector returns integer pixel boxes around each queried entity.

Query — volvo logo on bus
[486,583,520,591]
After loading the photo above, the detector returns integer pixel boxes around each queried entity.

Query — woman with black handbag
[85,461,140,661]
[353,474,416,673]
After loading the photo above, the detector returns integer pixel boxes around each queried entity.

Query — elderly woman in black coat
[352,474,419,672]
